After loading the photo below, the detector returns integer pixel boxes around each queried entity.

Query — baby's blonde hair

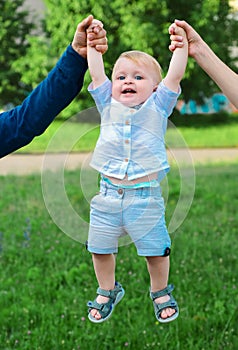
[112,50,162,84]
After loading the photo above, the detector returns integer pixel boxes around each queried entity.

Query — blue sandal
[87,282,125,323]
[150,284,179,323]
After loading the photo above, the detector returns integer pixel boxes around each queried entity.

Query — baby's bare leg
[146,256,176,319]
[90,253,116,320]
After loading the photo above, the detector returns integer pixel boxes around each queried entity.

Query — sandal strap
[87,282,123,318]
[150,284,174,301]
[87,299,112,314]
[97,288,111,298]
[153,295,178,313]
[97,282,123,300]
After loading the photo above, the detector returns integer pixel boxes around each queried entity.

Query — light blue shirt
[88,78,180,182]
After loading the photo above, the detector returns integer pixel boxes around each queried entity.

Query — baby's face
[112,58,157,107]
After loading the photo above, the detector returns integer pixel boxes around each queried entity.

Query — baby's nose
[125,77,132,83]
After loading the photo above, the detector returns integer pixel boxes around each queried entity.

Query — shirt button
[124,158,129,162]
[125,139,129,144]
[125,120,130,125]
[118,188,124,195]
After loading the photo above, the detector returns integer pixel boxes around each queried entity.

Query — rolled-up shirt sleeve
[88,78,112,114]
[0,45,88,158]
[155,80,181,117]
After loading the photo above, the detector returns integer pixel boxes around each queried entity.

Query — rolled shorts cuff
[87,245,118,255]
[136,246,171,257]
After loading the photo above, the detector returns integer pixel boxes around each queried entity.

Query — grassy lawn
[17,121,100,154]
[0,163,237,349]
[16,113,238,154]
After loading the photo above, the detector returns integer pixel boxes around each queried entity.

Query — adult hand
[169,19,202,59]
[72,15,107,58]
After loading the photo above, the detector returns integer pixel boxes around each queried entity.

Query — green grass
[166,123,238,148]
[0,163,237,349]
[18,121,99,154]
[17,113,238,154]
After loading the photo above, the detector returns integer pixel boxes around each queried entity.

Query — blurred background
[1,0,238,118]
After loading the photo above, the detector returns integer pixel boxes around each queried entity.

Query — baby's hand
[87,19,103,34]
[169,23,187,39]
[169,23,188,51]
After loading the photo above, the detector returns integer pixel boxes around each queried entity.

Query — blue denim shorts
[88,179,171,256]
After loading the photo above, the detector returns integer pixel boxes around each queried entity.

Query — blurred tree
[12,0,238,116]
[166,0,238,102]
[0,0,35,106]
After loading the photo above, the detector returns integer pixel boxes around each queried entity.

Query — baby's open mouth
[122,89,136,94]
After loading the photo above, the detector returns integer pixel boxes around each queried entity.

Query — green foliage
[166,0,238,102]
[0,0,35,106]
[12,36,55,89]
[3,0,238,116]
[44,0,238,111]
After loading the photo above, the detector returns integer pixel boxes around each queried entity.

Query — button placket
[123,111,132,170]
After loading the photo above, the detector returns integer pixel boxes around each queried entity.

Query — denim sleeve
[0,45,88,158]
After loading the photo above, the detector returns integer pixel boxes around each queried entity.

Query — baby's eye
[118,76,125,80]
[135,75,143,80]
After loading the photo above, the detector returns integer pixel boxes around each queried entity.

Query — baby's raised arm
[87,19,107,89]
[163,25,188,93]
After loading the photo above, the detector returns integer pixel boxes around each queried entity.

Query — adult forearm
[26,45,88,133]
[0,45,87,158]
[194,41,238,108]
